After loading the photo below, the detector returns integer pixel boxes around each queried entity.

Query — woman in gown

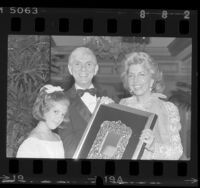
[120,52,183,160]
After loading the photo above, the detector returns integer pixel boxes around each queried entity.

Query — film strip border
[0,8,195,35]
[0,8,198,185]
[1,159,196,185]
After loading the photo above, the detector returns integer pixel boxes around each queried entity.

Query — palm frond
[7,35,50,157]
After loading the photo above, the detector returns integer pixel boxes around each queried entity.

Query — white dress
[16,136,65,159]
[120,93,183,160]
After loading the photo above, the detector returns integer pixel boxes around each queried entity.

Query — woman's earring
[150,81,154,92]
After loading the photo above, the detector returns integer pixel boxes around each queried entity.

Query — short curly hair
[32,87,70,121]
[121,52,165,93]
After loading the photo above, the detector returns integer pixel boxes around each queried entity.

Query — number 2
[0,7,3,14]
[184,10,190,19]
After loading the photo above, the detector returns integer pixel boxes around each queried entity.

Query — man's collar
[75,83,94,90]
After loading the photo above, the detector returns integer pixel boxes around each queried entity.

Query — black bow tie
[76,88,97,97]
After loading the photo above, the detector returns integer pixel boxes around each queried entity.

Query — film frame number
[184,10,190,19]
[0,7,4,14]
[140,10,146,19]
[162,10,168,19]
[104,176,125,184]
[9,7,38,15]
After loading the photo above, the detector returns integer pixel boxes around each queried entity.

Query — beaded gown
[119,93,183,160]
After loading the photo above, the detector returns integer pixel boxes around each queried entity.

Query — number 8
[162,10,168,19]
[140,10,145,19]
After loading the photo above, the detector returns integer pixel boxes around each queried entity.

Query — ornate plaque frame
[73,102,158,159]
[87,120,132,159]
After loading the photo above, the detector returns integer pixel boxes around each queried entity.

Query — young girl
[16,84,70,159]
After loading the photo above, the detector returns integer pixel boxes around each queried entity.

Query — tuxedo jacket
[58,85,106,158]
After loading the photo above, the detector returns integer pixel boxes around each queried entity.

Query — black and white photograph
[7,35,192,160]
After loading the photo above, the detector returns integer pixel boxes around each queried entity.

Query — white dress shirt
[75,84,97,113]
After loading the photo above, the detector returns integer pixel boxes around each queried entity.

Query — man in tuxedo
[58,47,114,158]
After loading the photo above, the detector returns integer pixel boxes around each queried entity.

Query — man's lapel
[68,85,92,123]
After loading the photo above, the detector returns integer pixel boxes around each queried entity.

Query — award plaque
[73,102,158,159]
[87,120,132,159]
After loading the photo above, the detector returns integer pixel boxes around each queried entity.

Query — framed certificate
[73,102,157,159]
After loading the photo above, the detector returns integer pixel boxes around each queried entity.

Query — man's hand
[98,96,115,105]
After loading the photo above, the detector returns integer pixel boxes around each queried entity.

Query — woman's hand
[98,96,115,105]
[140,129,154,149]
